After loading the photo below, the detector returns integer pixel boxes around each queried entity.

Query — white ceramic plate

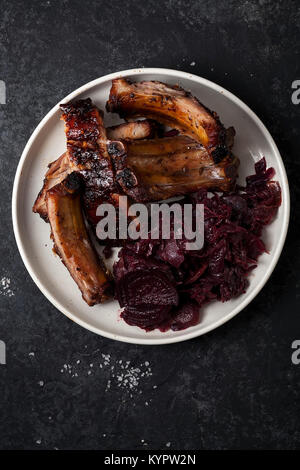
[12,68,290,345]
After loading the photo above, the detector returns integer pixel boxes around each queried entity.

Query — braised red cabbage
[114,158,281,332]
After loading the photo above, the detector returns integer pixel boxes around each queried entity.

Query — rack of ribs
[106,78,229,159]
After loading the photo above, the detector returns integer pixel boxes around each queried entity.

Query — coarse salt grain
[0,277,14,297]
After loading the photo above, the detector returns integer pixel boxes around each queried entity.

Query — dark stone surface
[0,0,299,450]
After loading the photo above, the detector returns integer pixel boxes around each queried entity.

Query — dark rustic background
[0,0,299,450]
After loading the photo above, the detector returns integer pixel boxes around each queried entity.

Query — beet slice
[116,269,178,307]
[115,269,178,330]
[121,304,172,330]
[170,302,200,331]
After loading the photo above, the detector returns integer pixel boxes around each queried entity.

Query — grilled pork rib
[33,152,71,220]
[107,120,156,140]
[34,133,238,216]
[106,79,227,156]
[47,173,111,305]
[60,98,157,210]
[33,99,138,225]
[60,98,119,225]
[124,136,239,199]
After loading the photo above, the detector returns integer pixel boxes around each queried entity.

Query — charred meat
[107,119,156,140]
[33,152,71,221]
[124,136,239,200]
[106,79,227,154]
[60,98,118,225]
[47,173,111,305]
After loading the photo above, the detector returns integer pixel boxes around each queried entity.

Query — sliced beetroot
[116,269,178,307]
[121,304,172,330]
[170,302,200,331]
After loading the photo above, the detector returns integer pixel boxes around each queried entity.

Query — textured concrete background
[0,0,299,450]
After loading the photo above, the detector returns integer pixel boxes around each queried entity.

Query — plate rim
[12,67,290,345]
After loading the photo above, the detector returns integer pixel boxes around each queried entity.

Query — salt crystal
[0,277,14,297]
